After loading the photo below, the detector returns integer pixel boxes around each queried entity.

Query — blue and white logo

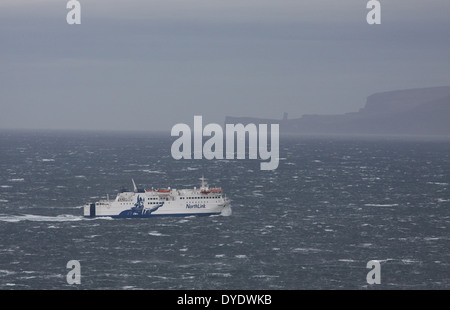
[116,195,164,218]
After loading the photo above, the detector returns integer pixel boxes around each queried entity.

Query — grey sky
[1,0,450,131]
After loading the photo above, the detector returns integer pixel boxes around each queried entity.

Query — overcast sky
[1,0,450,131]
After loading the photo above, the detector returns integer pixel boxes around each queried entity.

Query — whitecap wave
[148,231,168,237]
[141,170,165,174]
[364,203,399,207]
[0,214,84,223]
[220,205,232,217]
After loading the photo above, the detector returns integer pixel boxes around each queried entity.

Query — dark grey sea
[0,130,449,289]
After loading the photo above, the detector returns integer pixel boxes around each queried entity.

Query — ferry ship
[83,177,231,218]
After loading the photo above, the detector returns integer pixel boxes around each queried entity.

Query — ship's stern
[83,203,96,217]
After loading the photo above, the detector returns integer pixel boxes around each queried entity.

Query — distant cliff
[225,86,450,136]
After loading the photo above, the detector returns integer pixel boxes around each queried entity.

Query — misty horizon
[1,1,450,132]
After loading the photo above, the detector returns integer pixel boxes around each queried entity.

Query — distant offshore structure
[226,86,450,136]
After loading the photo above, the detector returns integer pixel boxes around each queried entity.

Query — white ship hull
[83,178,230,218]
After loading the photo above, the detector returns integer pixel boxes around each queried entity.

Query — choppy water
[0,130,449,289]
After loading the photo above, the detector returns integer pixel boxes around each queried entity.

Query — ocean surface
[0,130,449,289]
